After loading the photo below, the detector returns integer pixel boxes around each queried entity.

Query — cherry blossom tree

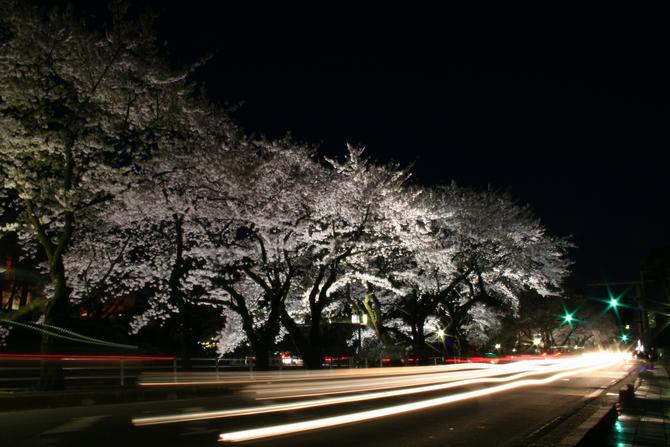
[193,141,327,369]
[65,135,312,370]
[190,144,414,369]
[64,111,240,368]
[276,148,415,368]
[0,1,215,384]
[0,3,576,375]
[346,185,572,360]
[432,186,572,353]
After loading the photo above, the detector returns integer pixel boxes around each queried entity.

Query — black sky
[76,2,670,285]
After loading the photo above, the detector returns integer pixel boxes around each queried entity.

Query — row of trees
[0,1,572,375]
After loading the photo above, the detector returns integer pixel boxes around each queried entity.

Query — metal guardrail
[0,354,458,388]
[0,354,176,388]
[0,355,276,388]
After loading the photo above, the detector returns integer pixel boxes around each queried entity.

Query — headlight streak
[136,362,499,387]
[249,359,564,400]
[132,355,620,428]
[133,361,553,427]
[217,354,626,443]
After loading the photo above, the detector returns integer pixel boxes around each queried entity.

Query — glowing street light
[437,328,446,339]
[494,343,501,350]
[532,336,542,347]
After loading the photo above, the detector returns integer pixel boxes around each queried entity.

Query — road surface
[1,354,636,447]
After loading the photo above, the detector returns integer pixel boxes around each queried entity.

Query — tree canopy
[0,1,574,375]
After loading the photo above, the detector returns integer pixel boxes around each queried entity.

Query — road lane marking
[42,416,108,434]
[585,387,606,399]
[526,415,562,438]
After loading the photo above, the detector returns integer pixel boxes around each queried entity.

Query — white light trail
[248,359,561,400]
[133,361,555,426]
[217,353,627,443]
[133,354,623,428]
[136,362,499,387]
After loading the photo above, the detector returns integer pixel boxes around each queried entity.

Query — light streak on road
[133,358,590,426]
[136,362,501,387]
[133,354,626,428]
[247,359,562,400]
[217,352,629,443]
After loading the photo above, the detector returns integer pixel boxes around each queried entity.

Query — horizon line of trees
[0,1,573,384]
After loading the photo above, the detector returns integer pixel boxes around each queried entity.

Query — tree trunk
[19,286,29,308]
[28,145,76,390]
[39,257,69,389]
[169,214,193,370]
[303,312,324,369]
[252,342,271,371]
[178,305,193,371]
[410,314,430,363]
[280,306,324,369]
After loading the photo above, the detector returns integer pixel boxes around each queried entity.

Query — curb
[556,404,617,446]
[551,362,644,446]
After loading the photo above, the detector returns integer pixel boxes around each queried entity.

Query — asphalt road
[1,359,636,447]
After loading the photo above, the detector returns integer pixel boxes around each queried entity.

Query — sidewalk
[606,363,670,446]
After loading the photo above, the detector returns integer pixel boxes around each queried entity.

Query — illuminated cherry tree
[64,116,240,367]
[193,141,329,369]
[0,3,575,372]
[189,144,415,369]
[274,147,417,368]
[357,185,572,359]
[0,1,217,373]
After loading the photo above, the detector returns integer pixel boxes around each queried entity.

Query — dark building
[638,248,670,354]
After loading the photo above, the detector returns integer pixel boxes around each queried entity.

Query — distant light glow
[437,328,446,338]
[610,298,619,307]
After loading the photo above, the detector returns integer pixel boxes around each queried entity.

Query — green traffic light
[609,298,619,307]
[561,309,576,327]
[621,334,629,343]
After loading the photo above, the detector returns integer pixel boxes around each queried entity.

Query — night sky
[74,2,670,286]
